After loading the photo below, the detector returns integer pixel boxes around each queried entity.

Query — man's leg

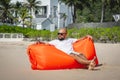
[70,53,96,70]
[71,52,88,60]
[78,53,88,60]
[70,53,90,64]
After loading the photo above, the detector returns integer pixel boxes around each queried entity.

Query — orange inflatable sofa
[27,37,98,70]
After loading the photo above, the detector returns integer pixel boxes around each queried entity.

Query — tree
[59,0,93,23]
[100,0,120,22]
[0,0,13,23]
[110,0,120,14]
[18,7,31,28]
[76,0,120,22]
[59,0,79,23]
[12,1,22,25]
[25,0,41,28]
[60,13,67,27]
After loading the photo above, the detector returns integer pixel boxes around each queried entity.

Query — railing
[0,33,23,41]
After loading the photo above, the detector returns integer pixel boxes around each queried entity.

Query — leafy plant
[0,25,120,43]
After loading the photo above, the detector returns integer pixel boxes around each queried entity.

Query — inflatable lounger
[27,37,99,70]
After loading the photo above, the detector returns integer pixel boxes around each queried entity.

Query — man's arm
[79,35,93,40]
[36,41,49,45]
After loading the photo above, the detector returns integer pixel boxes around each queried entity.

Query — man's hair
[59,28,67,33]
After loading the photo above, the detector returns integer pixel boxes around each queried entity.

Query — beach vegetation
[0,25,120,43]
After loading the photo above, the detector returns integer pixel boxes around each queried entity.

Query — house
[32,18,53,30]
[11,0,73,31]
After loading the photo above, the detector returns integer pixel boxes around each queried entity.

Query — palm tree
[0,0,13,23]
[12,1,22,25]
[59,0,79,23]
[18,7,31,28]
[26,0,41,17]
[60,13,67,27]
[59,0,92,23]
[25,0,41,28]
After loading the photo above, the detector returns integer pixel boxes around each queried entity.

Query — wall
[0,33,23,42]
[68,21,120,28]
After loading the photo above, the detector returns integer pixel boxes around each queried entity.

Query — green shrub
[0,25,51,40]
[67,26,120,43]
[0,25,120,43]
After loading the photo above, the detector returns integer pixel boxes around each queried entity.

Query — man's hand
[86,35,93,39]
[36,41,51,46]
[36,41,44,44]
[78,35,92,41]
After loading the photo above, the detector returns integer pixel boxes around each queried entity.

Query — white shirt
[49,38,77,55]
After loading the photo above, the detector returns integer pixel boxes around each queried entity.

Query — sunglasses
[57,33,66,35]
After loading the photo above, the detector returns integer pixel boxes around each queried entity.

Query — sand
[0,41,120,80]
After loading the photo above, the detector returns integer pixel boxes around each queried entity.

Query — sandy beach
[0,41,120,80]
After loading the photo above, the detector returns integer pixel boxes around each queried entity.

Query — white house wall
[58,2,73,28]
[39,0,50,18]
[38,0,58,28]
[36,24,42,30]
[39,0,58,18]
[66,6,73,27]
[50,0,58,27]
[58,3,67,28]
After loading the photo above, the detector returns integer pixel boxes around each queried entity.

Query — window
[35,6,47,18]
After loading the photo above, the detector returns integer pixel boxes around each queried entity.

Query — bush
[67,26,120,43]
[0,25,51,41]
[0,25,120,43]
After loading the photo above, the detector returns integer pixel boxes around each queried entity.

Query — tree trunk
[100,2,104,23]
[63,19,65,27]
[71,6,76,23]
[73,6,77,23]
[30,8,32,28]
[23,19,25,28]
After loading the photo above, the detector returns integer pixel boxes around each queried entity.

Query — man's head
[57,28,67,41]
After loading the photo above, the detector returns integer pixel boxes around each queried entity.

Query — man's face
[57,29,67,41]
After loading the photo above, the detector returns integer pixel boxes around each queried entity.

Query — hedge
[0,25,120,43]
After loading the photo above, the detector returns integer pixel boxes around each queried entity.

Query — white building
[11,0,73,31]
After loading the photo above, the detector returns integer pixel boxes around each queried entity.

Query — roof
[32,18,53,24]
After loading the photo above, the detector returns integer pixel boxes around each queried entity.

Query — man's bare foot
[88,57,96,70]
